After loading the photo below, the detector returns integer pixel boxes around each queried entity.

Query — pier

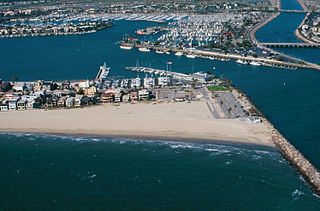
[260,42,320,48]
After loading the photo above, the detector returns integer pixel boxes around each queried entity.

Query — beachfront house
[129,92,139,102]
[138,89,150,101]
[57,96,67,107]
[122,94,130,102]
[101,92,114,103]
[13,82,26,92]
[0,100,8,111]
[26,100,38,109]
[74,95,83,107]
[84,86,97,96]
[71,80,90,89]
[8,97,20,110]
[66,97,74,107]
[114,92,122,103]
[17,98,27,110]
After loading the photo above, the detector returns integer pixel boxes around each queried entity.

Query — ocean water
[1,0,320,207]
[0,133,319,210]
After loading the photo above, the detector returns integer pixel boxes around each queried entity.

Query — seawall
[237,89,320,196]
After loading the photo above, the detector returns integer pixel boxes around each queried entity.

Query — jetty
[237,89,320,196]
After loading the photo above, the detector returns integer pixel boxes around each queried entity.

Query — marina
[1,0,320,207]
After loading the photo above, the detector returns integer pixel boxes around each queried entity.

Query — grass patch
[207,85,231,92]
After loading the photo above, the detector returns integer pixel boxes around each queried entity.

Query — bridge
[279,9,307,13]
[260,42,320,48]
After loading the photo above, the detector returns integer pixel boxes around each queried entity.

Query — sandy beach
[0,101,275,147]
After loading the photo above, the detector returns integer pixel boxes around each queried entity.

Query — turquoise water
[0,133,319,210]
[1,0,320,208]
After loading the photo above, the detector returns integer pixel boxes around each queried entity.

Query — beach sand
[0,101,275,147]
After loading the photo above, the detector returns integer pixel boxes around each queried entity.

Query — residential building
[138,89,150,100]
[0,100,8,111]
[101,92,114,103]
[129,92,139,102]
[17,98,27,110]
[13,82,26,92]
[66,97,74,107]
[114,92,122,103]
[74,95,83,107]
[8,97,20,110]
[122,94,130,102]
[84,86,97,96]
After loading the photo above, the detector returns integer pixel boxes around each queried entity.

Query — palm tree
[227,107,232,119]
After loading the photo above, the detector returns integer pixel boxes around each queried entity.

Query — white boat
[138,47,150,52]
[165,51,170,54]
[250,61,261,66]
[155,50,164,54]
[236,59,248,64]
[186,54,197,59]
[175,51,184,56]
[209,57,215,60]
[120,45,133,50]
[96,62,110,81]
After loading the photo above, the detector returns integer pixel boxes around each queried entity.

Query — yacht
[138,47,151,52]
[236,59,248,64]
[175,51,184,56]
[120,44,133,50]
[250,61,261,66]
[155,50,164,54]
[186,54,197,59]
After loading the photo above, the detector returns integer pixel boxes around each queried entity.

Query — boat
[250,61,261,66]
[138,47,151,52]
[186,54,197,59]
[120,44,133,50]
[236,59,248,64]
[209,57,215,60]
[155,50,164,54]
[175,51,184,56]
[96,62,110,81]
[165,51,170,55]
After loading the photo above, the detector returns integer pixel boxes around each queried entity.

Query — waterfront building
[114,92,122,103]
[17,99,27,110]
[74,95,84,107]
[101,92,114,103]
[26,100,38,109]
[57,96,67,107]
[0,100,8,111]
[8,97,20,111]
[138,89,150,101]
[122,94,130,102]
[84,86,97,96]
[129,92,139,102]
[13,82,26,92]
[66,97,75,107]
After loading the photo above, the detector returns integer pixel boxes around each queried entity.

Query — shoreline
[0,130,277,151]
[0,101,276,148]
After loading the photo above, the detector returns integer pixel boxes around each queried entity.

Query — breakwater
[130,43,320,71]
[237,88,320,196]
